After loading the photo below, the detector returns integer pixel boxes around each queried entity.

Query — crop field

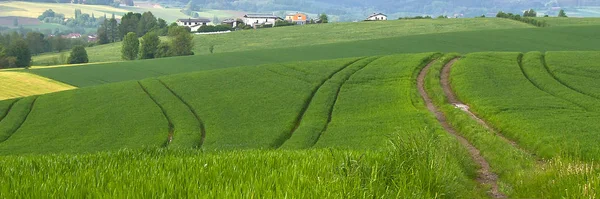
[538,17,600,26]
[0,71,76,100]
[545,51,600,99]
[450,52,600,160]
[31,23,600,69]
[0,1,127,19]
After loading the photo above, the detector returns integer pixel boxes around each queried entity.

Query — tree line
[121,25,194,60]
[495,9,569,27]
[97,12,169,45]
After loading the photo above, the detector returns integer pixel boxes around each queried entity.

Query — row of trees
[0,31,90,55]
[38,9,106,28]
[97,12,169,45]
[121,26,194,60]
[0,41,88,68]
[496,11,549,27]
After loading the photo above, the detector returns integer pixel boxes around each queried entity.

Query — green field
[451,52,600,160]
[538,17,600,26]
[32,18,534,65]
[29,25,600,87]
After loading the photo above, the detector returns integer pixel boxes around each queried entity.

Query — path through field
[417,59,505,198]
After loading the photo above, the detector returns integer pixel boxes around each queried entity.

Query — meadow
[450,52,600,160]
[27,25,600,88]
[31,18,534,65]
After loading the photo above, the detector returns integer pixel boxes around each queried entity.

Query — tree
[5,40,31,68]
[523,9,537,17]
[139,32,160,59]
[108,17,119,42]
[118,12,141,39]
[97,20,110,44]
[168,27,193,56]
[13,18,18,27]
[75,9,82,19]
[137,12,157,36]
[67,45,88,64]
[25,32,46,55]
[558,9,568,17]
[121,32,139,60]
[51,36,67,52]
[155,42,171,58]
[155,18,168,36]
[318,13,328,23]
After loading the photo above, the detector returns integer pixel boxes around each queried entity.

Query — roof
[177,18,211,23]
[222,18,236,23]
[244,14,282,19]
[367,13,387,18]
[286,12,306,16]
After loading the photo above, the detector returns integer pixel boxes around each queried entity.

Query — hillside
[31,18,533,65]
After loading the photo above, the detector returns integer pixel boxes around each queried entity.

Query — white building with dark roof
[366,13,387,21]
[243,14,283,27]
[176,18,211,32]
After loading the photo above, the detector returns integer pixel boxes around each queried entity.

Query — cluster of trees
[496,11,549,27]
[0,37,88,68]
[523,9,537,17]
[0,31,90,55]
[399,15,433,20]
[121,25,194,60]
[97,12,169,45]
[38,9,105,28]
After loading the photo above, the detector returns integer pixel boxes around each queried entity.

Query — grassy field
[538,17,600,26]
[31,18,534,65]
[424,55,600,198]
[0,71,75,100]
[545,51,600,99]
[28,25,600,88]
[0,142,481,198]
[451,52,600,161]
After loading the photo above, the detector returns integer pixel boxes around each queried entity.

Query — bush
[67,45,88,64]
[197,25,232,33]
[139,32,160,59]
[121,32,139,60]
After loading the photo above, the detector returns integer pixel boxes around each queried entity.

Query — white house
[366,13,387,21]
[243,14,283,27]
[176,18,211,32]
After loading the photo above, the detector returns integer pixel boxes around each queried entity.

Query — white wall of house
[367,15,387,21]
[243,17,278,27]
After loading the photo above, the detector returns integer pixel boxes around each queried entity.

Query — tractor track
[1,96,38,143]
[138,81,175,146]
[0,99,22,123]
[158,79,206,148]
[418,59,506,198]
[275,57,367,148]
[540,54,600,101]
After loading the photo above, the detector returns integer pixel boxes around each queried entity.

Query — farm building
[285,12,309,25]
[243,14,283,27]
[366,13,387,21]
[176,18,211,32]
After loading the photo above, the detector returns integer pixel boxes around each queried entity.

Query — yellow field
[0,1,128,18]
[0,71,76,100]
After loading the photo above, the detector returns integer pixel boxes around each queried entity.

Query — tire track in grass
[310,57,381,147]
[518,53,589,111]
[157,80,207,148]
[274,57,367,148]
[541,53,600,101]
[0,99,21,123]
[138,81,174,146]
[0,96,38,143]
[418,59,506,198]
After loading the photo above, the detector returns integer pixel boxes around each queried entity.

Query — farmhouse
[243,14,283,27]
[366,13,387,21]
[285,12,309,25]
[176,18,211,32]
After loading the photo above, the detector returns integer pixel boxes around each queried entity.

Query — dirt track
[417,59,505,198]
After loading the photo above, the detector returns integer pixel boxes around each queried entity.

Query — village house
[366,13,387,21]
[176,18,211,32]
[285,12,309,25]
[221,18,239,28]
[243,14,283,27]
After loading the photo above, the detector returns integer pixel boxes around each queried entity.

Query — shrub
[67,45,88,64]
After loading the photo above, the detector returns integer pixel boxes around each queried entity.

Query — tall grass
[0,131,483,198]
[0,96,36,143]
[545,51,600,99]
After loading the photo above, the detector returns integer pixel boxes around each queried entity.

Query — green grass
[279,57,377,149]
[451,52,600,161]
[28,25,600,88]
[138,79,202,148]
[0,96,36,143]
[0,81,168,155]
[0,98,18,121]
[314,53,439,149]
[538,17,600,26]
[0,135,482,198]
[545,51,600,99]
[424,54,600,198]
[31,18,535,65]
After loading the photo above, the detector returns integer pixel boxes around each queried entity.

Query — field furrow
[279,57,378,149]
[520,52,600,111]
[313,53,439,149]
[451,52,600,160]
[155,79,205,148]
[0,99,19,122]
[0,82,168,155]
[0,96,37,143]
[418,58,504,198]
[138,81,175,147]
[545,51,600,100]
